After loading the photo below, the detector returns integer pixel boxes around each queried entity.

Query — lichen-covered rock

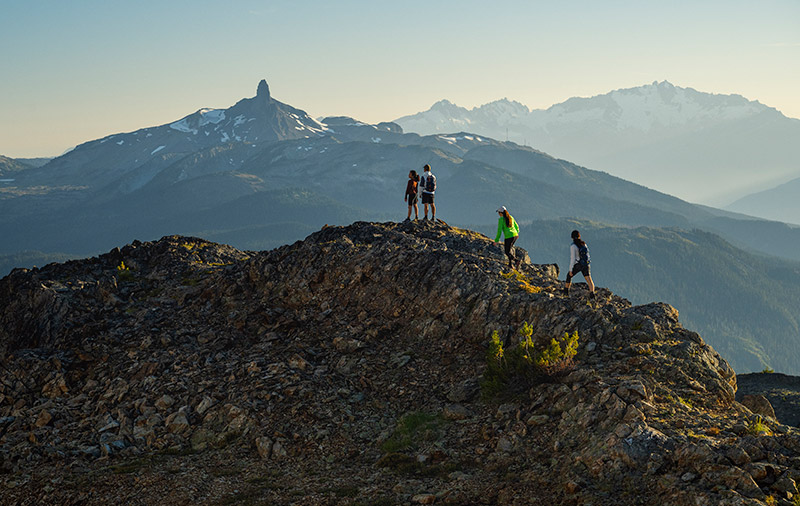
[0,222,798,505]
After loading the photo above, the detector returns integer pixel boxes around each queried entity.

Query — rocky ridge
[0,221,799,505]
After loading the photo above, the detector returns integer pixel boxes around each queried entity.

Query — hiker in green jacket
[494,206,521,269]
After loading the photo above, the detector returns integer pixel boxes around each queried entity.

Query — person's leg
[423,203,429,218]
[406,204,412,220]
[413,202,419,219]
[504,237,515,268]
[564,265,577,294]
[585,274,595,293]
[431,202,436,220]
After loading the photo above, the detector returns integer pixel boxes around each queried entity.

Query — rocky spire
[256,79,271,100]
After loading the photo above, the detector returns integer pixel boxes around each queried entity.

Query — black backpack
[578,243,590,267]
[423,173,436,193]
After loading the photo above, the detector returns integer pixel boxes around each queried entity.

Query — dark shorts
[422,193,434,204]
[569,263,590,277]
[407,193,418,205]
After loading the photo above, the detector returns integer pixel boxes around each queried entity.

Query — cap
[497,206,507,213]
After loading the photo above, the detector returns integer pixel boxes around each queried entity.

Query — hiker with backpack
[419,164,437,221]
[564,229,595,298]
[494,206,521,270]
[404,170,420,221]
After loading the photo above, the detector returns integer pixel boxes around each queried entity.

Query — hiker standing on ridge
[564,229,595,298]
[404,170,420,221]
[494,206,521,270]
[419,164,437,221]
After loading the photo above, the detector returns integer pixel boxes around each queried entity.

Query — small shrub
[481,323,579,398]
[116,261,135,282]
[764,495,777,506]
[380,412,444,453]
[762,367,775,374]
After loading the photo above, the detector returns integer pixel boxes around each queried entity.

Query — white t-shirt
[420,172,436,194]
[569,243,579,269]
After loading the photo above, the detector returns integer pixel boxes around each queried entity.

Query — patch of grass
[210,466,241,478]
[746,416,773,436]
[181,274,203,286]
[664,394,693,410]
[380,412,445,453]
[109,458,149,474]
[501,270,542,294]
[632,343,653,355]
[375,453,464,478]
[160,446,195,457]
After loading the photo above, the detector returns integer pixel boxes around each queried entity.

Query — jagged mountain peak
[256,78,271,100]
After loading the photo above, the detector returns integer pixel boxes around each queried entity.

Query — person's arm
[495,218,503,242]
[569,244,578,268]
[512,218,519,235]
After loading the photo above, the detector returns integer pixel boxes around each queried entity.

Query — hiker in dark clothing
[494,206,521,270]
[564,229,595,297]
[404,170,420,221]
[419,164,436,221]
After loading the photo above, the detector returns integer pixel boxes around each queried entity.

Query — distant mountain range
[394,81,800,206]
[726,176,800,225]
[0,155,34,178]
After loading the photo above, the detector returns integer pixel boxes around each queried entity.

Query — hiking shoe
[589,291,596,299]
[514,258,521,269]
[403,218,410,222]
[563,288,569,296]
[423,216,428,221]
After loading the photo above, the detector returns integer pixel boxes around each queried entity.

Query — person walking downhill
[494,206,521,270]
[419,164,437,221]
[564,229,595,298]
[404,170,420,221]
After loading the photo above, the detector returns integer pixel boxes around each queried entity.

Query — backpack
[578,243,590,267]
[423,173,436,193]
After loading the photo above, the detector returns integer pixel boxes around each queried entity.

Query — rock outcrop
[0,220,798,505]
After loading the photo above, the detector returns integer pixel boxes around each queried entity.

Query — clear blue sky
[1,0,798,157]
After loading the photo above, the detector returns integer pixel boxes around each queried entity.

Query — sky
[1,0,798,158]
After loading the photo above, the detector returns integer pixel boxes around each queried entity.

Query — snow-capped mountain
[395,81,800,204]
[15,80,332,193]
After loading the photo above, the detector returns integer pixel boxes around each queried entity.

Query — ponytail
[502,210,512,228]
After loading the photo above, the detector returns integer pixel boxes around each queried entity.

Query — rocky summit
[0,221,799,505]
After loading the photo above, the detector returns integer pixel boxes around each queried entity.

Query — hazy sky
[2,0,798,158]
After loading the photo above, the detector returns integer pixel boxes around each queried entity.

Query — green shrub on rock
[482,323,579,398]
